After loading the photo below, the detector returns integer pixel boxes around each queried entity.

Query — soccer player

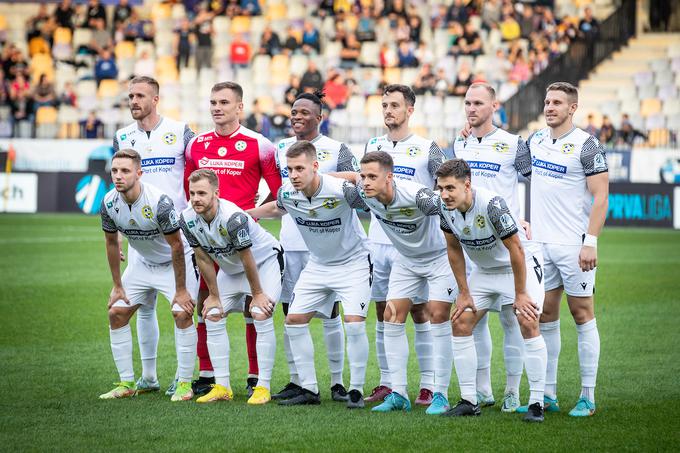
[453,82,534,412]
[184,82,282,396]
[180,169,283,405]
[520,82,608,417]
[363,84,445,405]
[336,151,457,414]
[272,91,360,402]
[437,158,548,422]
[113,76,196,396]
[248,141,371,408]
[99,149,198,402]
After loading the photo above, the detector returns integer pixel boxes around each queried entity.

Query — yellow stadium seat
[29,36,50,57]
[156,56,178,82]
[648,128,669,147]
[384,67,402,84]
[256,95,275,115]
[270,54,289,72]
[266,3,287,21]
[53,27,72,45]
[30,53,54,82]
[231,16,251,35]
[0,15,7,31]
[640,98,661,117]
[98,79,120,98]
[115,41,136,60]
[151,2,172,21]
[36,106,58,124]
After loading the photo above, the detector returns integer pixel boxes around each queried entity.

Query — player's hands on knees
[460,122,472,138]
[108,285,129,309]
[513,291,539,321]
[579,246,597,272]
[251,293,275,317]
[520,220,532,240]
[451,291,476,323]
[202,294,223,321]
[173,288,195,315]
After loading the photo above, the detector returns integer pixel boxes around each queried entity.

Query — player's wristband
[583,234,598,248]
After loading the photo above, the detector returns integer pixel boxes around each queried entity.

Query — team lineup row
[99,77,608,423]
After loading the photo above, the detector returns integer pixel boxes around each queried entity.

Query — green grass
[1,214,679,452]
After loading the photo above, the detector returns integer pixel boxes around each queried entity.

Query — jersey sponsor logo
[561,143,575,154]
[317,150,331,161]
[141,157,176,167]
[475,214,486,229]
[399,207,414,217]
[142,205,153,219]
[295,217,341,228]
[106,201,113,208]
[593,153,606,171]
[123,228,160,237]
[278,141,286,149]
[120,133,127,141]
[280,167,289,178]
[282,191,298,199]
[369,137,378,145]
[218,146,227,157]
[163,132,177,145]
[393,166,416,176]
[187,220,195,228]
[322,198,339,209]
[468,161,501,172]
[197,157,245,169]
[375,216,417,232]
[460,236,496,247]
[532,158,567,174]
[197,135,213,143]
[493,142,510,153]
[235,140,247,151]
[236,228,250,245]
[407,146,421,157]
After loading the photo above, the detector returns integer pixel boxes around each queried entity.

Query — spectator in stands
[300,60,324,93]
[194,6,214,71]
[269,103,291,141]
[59,81,77,107]
[245,100,271,137]
[322,70,349,109]
[409,14,422,44]
[25,4,50,42]
[230,34,251,70]
[84,0,107,29]
[357,8,377,42]
[124,10,155,42]
[481,0,501,30]
[113,0,133,29]
[446,0,469,26]
[283,29,301,55]
[519,4,536,39]
[9,89,34,137]
[90,18,112,55]
[383,0,409,25]
[488,48,512,91]
[54,0,75,30]
[340,32,361,68]
[360,69,379,96]
[7,49,29,80]
[460,21,483,56]
[508,51,530,85]
[379,43,398,68]
[0,69,9,106]
[174,18,194,70]
[397,41,418,68]
[579,7,600,38]
[413,63,437,95]
[617,116,647,146]
[430,4,448,30]
[493,102,509,129]
[80,110,103,138]
[10,73,30,100]
[447,21,465,56]
[258,26,281,56]
[539,8,558,36]
[32,74,57,108]
[94,49,118,86]
[240,0,262,16]
[584,114,598,136]
[452,61,473,96]
[344,68,360,95]
[302,21,321,54]
[134,50,156,77]
[598,115,615,145]
[414,41,434,66]
[500,12,521,41]
[395,17,411,42]
[434,67,450,95]
[284,75,301,106]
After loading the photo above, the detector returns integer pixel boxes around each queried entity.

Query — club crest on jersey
[400,207,414,217]
[407,146,421,157]
[475,214,486,229]
[218,146,227,157]
[322,198,339,209]
[463,226,471,235]
[218,224,228,237]
[493,142,510,153]
[561,143,575,154]
[142,205,153,219]
[317,150,331,161]
[163,132,177,145]
[235,140,247,152]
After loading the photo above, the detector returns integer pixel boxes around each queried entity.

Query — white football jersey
[528,127,608,245]
[452,128,531,222]
[364,133,444,244]
[353,178,445,265]
[100,182,186,265]
[275,134,359,252]
[440,186,521,272]
[180,199,280,275]
[276,174,368,266]
[114,117,194,211]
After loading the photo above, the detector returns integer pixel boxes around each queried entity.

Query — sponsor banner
[606,148,631,182]
[606,183,674,228]
[0,172,38,213]
[630,148,680,184]
[0,139,113,172]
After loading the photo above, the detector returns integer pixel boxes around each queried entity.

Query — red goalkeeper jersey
[184,125,282,210]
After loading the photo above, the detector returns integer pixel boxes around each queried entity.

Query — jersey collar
[549,126,576,142]
[137,116,163,134]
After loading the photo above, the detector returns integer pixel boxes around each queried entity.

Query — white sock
[452,335,477,405]
[524,335,547,407]
[283,322,300,386]
[345,321,368,393]
[323,315,345,387]
[383,322,409,397]
[375,321,390,387]
[175,324,197,383]
[414,321,434,392]
[110,324,134,382]
[286,324,318,394]
[136,304,159,382]
[500,305,525,395]
[196,316,214,379]
[577,318,600,403]
[205,318,230,389]
[254,318,276,390]
[473,314,493,397]
[540,320,561,399]
[431,322,453,396]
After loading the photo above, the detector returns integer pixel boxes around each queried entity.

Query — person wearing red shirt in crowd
[230,34,251,70]
[184,81,282,396]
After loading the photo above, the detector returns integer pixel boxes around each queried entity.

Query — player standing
[519,82,608,417]
[180,169,283,405]
[249,141,371,407]
[453,83,534,412]
[184,82,282,396]
[437,158,548,422]
[271,91,359,402]
[113,76,195,395]
[99,150,198,402]
[363,85,444,405]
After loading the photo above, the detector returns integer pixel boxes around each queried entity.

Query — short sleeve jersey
[352,178,445,264]
[275,134,360,251]
[180,198,280,275]
[528,127,608,245]
[100,182,186,265]
[184,125,282,210]
[276,174,368,266]
[364,133,445,244]
[113,117,194,211]
[440,186,520,273]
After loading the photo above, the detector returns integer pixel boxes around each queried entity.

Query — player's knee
[285,313,307,325]
[410,303,429,323]
[568,304,593,325]
[517,316,539,338]
[251,311,270,321]
[499,306,517,330]
[375,301,386,321]
[452,318,473,336]
[172,310,192,325]
[108,307,131,329]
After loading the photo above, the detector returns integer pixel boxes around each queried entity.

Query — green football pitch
[1,214,679,452]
